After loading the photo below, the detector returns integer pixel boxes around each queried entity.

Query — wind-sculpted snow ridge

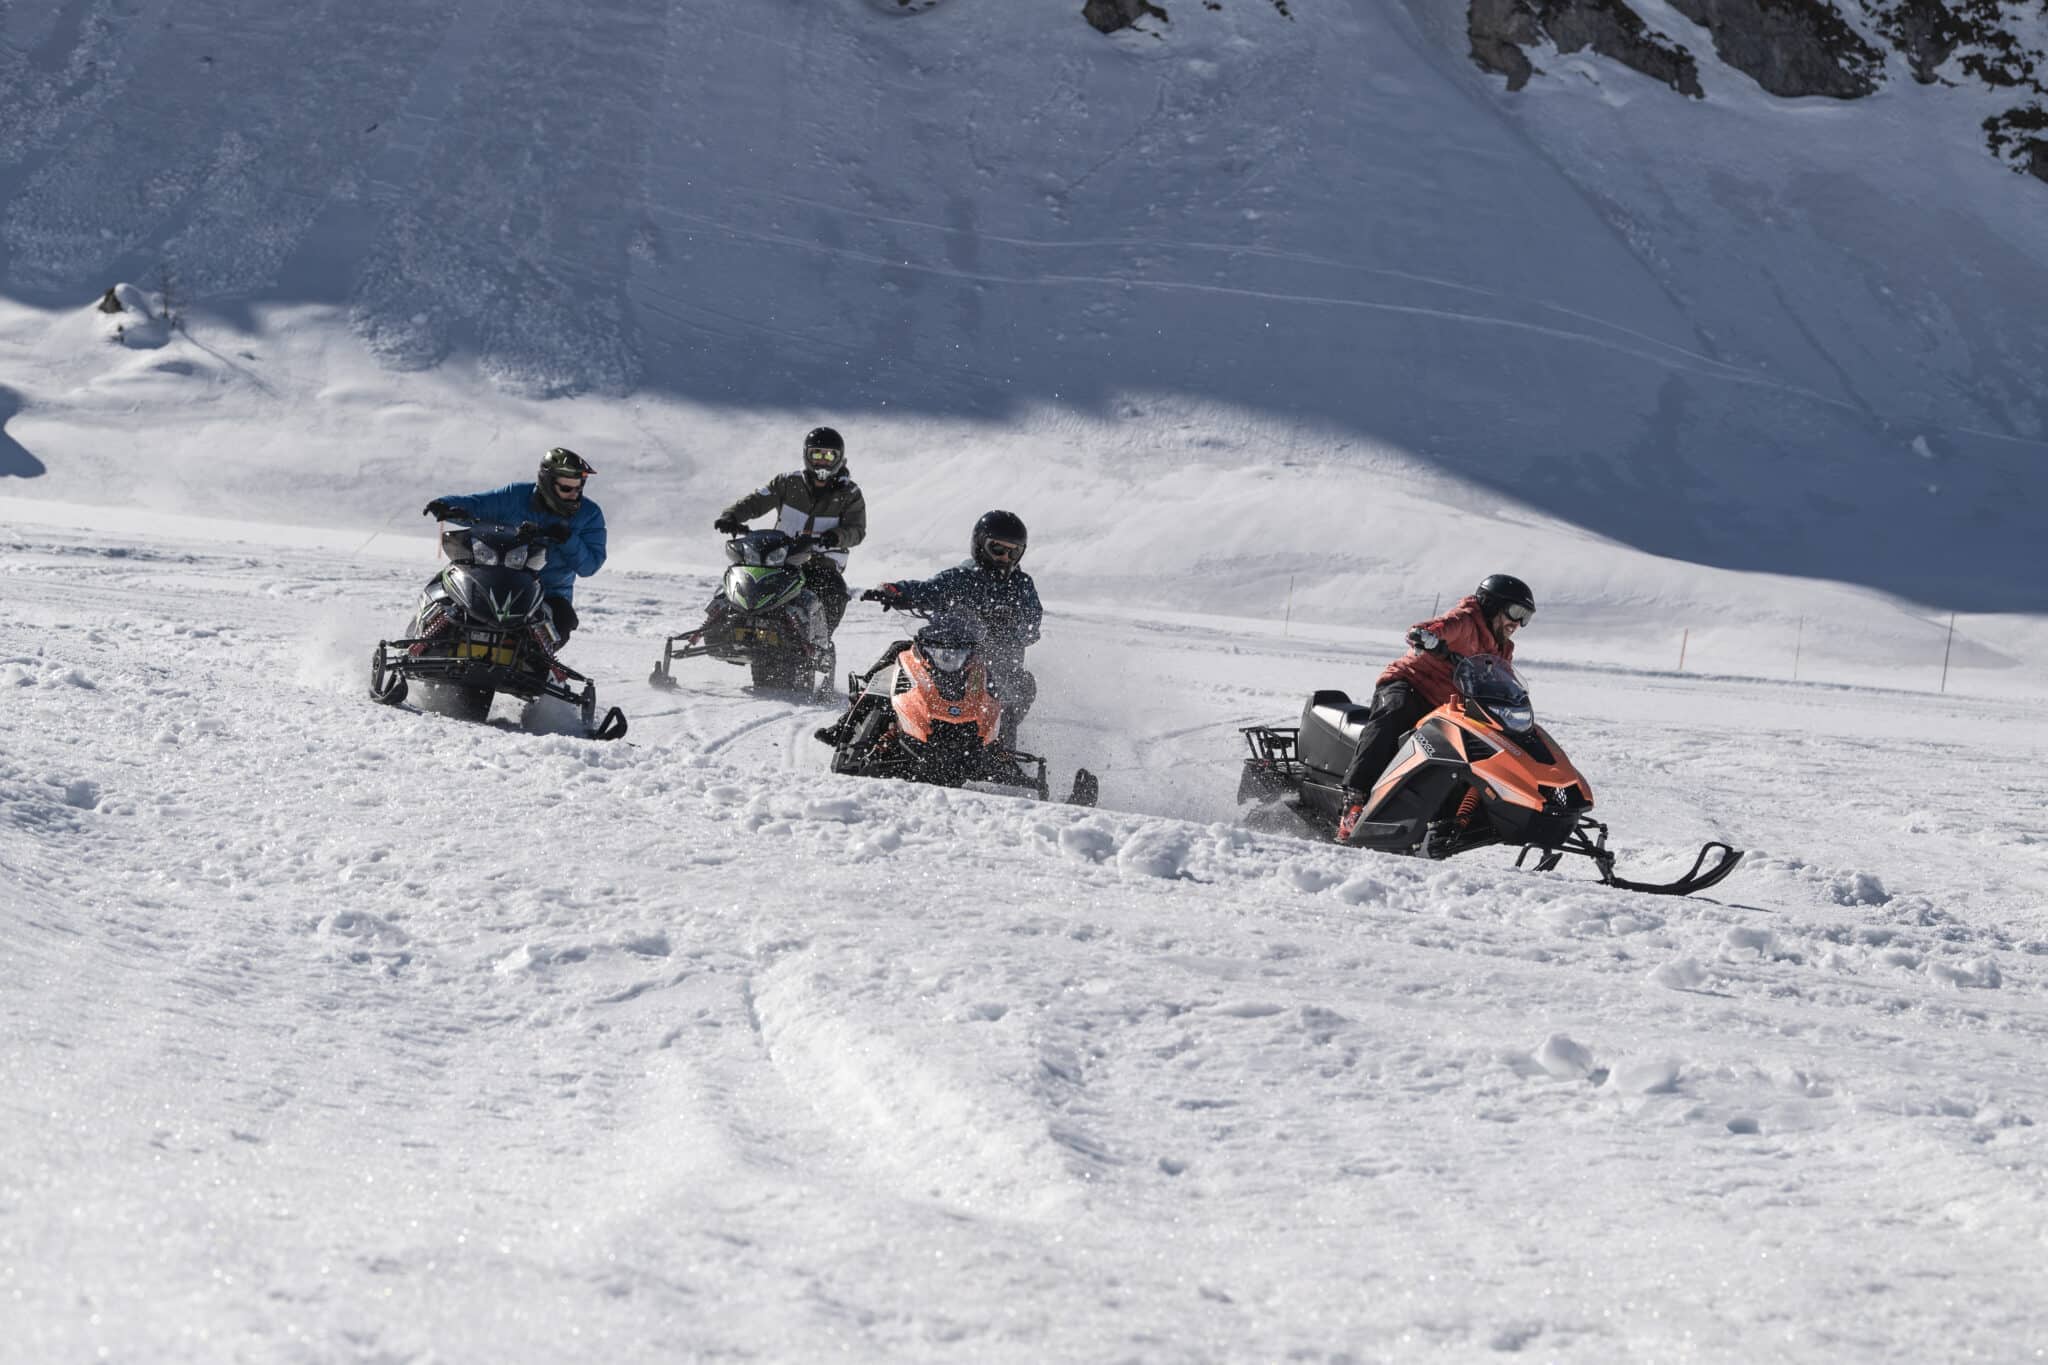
[4,520,2048,1359]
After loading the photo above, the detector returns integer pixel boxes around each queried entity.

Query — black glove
[544,524,572,543]
[861,583,904,610]
[814,528,841,550]
[714,516,745,536]
[1406,627,1443,654]
[423,499,457,520]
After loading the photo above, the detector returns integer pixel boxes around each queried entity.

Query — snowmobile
[818,610,1098,806]
[1238,652,1740,896]
[649,528,835,696]
[369,518,629,741]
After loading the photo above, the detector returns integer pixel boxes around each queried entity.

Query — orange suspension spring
[1455,787,1484,830]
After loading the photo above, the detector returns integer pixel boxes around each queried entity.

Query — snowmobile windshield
[922,643,974,674]
[916,612,984,675]
[726,532,792,568]
[1454,654,1534,733]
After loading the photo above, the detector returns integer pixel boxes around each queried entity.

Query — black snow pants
[1339,681,1432,794]
[544,594,579,647]
[804,558,850,634]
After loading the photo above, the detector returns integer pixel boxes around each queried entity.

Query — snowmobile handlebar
[432,514,566,546]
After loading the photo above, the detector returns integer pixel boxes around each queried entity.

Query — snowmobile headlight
[1495,704,1534,734]
[924,645,973,673]
[525,546,546,571]
[470,539,501,567]
[501,544,530,570]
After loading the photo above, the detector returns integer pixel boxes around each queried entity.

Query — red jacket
[1378,595,1514,708]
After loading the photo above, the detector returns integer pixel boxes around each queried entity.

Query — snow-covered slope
[2,0,2046,614]
[5,517,2047,1362]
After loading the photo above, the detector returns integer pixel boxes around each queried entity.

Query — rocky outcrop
[1986,104,2048,183]
[1086,0,1169,33]
[1468,0,2048,186]
[1872,0,1965,81]
[1471,0,1703,95]
[1663,0,1884,97]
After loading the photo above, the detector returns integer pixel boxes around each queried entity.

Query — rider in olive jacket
[714,426,867,634]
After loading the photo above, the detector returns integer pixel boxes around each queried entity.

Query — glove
[814,528,841,550]
[860,583,904,610]
[1406,627,1443,654]
[423,499,458,520]
[714,516,745,536]
[516,521,539,537]
[544,524,572,543]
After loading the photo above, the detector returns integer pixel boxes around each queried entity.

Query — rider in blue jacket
[424,447,606,643]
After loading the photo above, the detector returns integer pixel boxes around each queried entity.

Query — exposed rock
[96,287,124,314]
[1985,103,2048,181]
[1469,0,1703,97]
[1870,0,1965,82]
[1085,0,1169,33]
[2027,138,2048,182]
[1470,0,1546,89]
[1662,0,1883,97]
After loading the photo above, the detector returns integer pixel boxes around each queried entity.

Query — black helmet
[537,447,594,517]
[1474,573,1535,624]
[971,509,1027,573]
[803,426,846,483]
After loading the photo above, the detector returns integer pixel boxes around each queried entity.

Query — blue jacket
[435,482,606,601]
[893,562,1042,672]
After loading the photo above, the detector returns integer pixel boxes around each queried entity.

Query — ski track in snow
[5,524,2048,1361]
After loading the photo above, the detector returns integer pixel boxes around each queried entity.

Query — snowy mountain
[4,1,2048,1360]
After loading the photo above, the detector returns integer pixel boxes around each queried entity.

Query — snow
[3,0,2048,1358]
[5,513,2048,1360]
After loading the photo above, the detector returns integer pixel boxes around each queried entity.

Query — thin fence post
[1431,593,1440,618]
[1678,629,1689,672]
[1793,616,1803,682]
[1940,610,1956,693]
[1283,575,1294,639]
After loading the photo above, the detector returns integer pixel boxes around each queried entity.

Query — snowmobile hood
[443,563,545,626]
[723,563,804,613]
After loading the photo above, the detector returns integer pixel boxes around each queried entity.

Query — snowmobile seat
[1298,689,1374,777]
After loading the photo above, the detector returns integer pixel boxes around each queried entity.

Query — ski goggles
[552,475,586,494]
[805,447,843,469]
[1502,602,1534,624]
[981,537,1024,566]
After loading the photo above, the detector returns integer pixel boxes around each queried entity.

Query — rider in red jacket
[1337,574,1536,842]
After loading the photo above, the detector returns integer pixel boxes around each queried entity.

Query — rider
[424,447,606,646]
[823,510,1042,749]
[1336,573,1535,842]
[713,426,867,637]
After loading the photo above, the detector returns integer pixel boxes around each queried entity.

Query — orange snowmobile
[1238,652,1740,896]
[818,611,1097,806]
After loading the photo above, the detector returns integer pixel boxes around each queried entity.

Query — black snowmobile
[369,518,628,741]
[820,610,1097,806]
[1238,652,1740,896]
[649,528,835,696]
